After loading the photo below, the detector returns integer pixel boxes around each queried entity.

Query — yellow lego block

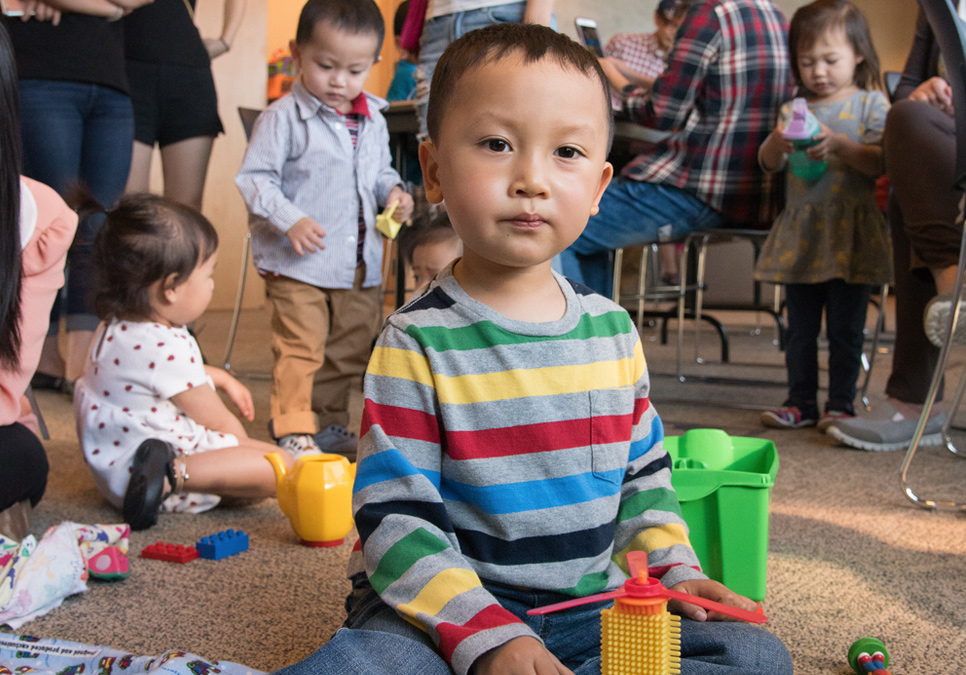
[376,199,404,239]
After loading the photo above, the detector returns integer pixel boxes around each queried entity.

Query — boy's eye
[556,146,583,159]
[483,138,510,152]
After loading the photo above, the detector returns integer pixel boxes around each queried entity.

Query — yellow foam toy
[376,199,404,239]
[601,596,681,675]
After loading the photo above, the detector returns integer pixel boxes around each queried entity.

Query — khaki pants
[264,268,381,438]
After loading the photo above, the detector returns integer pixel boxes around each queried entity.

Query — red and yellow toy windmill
[528,551,767,675]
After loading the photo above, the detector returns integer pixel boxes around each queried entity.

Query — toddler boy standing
[236,0,413,457]
[275,23,791,675]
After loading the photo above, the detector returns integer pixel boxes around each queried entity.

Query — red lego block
[140,542,199,563]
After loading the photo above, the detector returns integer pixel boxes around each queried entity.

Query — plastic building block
[375,199,404,239]
[848,638,891,675]
[87,545,130,580]
[141,542,199,563]
[195,529,249,560]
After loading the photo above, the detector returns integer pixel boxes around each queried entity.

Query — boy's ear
[588,161,615,217]
[420,140,445,204]
[289,40,301,69]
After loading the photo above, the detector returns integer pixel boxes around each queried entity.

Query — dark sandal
[123,439,175,531]
[30,371,66,392]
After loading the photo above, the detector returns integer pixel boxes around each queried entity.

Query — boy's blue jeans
[273,577,792,675]
[557,178,724,298]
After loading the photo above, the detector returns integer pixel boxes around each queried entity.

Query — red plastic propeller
[526,551,766,623]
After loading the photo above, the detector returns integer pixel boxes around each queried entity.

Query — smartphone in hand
[575,17,604,58]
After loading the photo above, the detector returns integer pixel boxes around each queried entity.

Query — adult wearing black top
[123,0,245,212]
[6,0,151,390]
[827,5,962,451]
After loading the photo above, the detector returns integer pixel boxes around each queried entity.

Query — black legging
[0,422,49,512]
[884,98,962,404]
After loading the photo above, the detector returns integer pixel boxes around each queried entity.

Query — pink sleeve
[0,177,78,426]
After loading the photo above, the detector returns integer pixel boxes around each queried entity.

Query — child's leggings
[784,280,872,414]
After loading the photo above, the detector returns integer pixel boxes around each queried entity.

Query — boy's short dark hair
[296,0,385,55]
[91,193,219,322]
[426,23,614,153]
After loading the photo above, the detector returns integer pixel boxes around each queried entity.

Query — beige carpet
[5,306,966,674]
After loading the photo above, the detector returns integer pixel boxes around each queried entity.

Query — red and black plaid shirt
[623,0,794,229]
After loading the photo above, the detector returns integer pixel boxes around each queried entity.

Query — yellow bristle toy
[528,551,764,673]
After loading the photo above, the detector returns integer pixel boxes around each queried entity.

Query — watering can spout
[264,452,288,493]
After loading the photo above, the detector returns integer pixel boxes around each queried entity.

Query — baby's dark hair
[295,0,384,57]
[426,22,614,153]
[84,193,218,322]
[789,0,881,92]
[401,211,459,265]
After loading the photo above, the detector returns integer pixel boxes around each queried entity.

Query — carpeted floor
[6,304,966,674]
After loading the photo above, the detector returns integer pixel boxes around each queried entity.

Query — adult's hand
[20,0,61,23]
[522,0,553,26]
[908,76,954,116]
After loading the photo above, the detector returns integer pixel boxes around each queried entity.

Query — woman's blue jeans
[417,2,549,139]
[272,576,792,675]
[19,79,134,334]
[557,178,723,298]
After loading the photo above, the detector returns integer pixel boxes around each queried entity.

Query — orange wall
[266,0,402,98]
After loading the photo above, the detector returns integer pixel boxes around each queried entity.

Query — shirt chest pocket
[589,387,635,485]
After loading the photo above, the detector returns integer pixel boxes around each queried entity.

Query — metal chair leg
[24,386,49,441]
[899,196,966,511]
[859,283,890,411]
[223,232,251,374]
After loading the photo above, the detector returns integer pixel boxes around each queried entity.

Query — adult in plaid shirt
[560,0,794,297]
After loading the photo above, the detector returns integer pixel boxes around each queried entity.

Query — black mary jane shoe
[30,371,66,392]
[123,439,176,531]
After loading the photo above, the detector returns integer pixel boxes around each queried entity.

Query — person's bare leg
[65,329,95,382]
[657,243,680,284]
[36,335,65,379]
[125,140,155,194]
[931,265,959,297]
[181,440,292,499]
[159,136,215,212]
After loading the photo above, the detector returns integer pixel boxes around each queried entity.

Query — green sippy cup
[782,97,827,181]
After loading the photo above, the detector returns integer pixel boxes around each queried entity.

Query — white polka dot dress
[75,320,237,514]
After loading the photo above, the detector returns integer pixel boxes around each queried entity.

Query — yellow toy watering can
[265,452,356,547]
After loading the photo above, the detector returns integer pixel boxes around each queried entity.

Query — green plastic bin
[664,429,778,602]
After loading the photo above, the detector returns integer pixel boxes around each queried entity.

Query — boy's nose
[511,157,550,198]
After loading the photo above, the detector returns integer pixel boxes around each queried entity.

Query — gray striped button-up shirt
[235,80,403,289]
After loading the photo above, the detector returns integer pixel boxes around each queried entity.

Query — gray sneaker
[826,410,946,452]
[923,293,966,348]
[314,424,358,460]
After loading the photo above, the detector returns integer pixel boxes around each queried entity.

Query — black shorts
[127,59,224,147]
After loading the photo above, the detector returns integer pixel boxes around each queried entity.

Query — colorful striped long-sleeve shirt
[350,267,704,674]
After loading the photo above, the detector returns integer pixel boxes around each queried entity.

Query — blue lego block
[195,529,249,560]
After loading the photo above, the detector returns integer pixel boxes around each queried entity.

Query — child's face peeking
[420,53,613,274]
[412,237,463,288]
[291,21,380,114]
[156,251,218,328]
[796,25,862,103]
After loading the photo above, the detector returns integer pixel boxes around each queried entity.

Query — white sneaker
[277,434,322,459]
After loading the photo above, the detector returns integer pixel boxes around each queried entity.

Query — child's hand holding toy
[668,578,760,622]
